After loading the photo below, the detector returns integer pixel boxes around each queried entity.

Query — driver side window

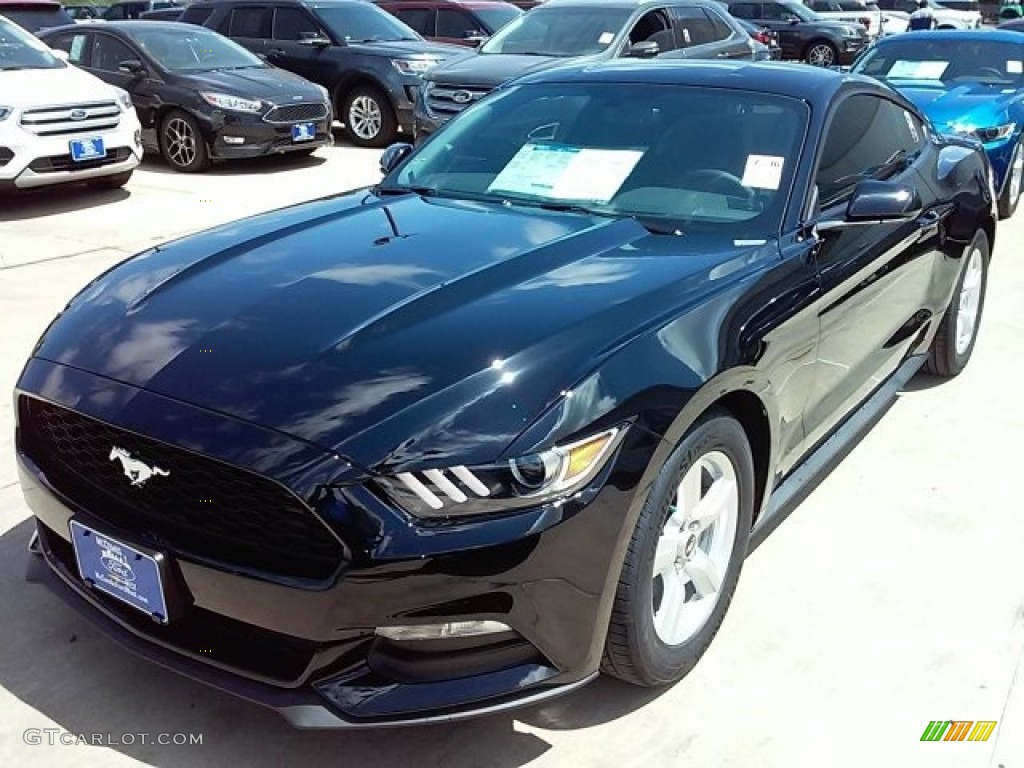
[273,7,323,40]
[628,9,678,53]
[91,34,137,72]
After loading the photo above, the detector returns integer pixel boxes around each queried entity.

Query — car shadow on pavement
[0,516,667,767]
[0,186,130,222]
[140,150,327,177]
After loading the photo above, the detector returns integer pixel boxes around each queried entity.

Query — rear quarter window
[179,6,215,25]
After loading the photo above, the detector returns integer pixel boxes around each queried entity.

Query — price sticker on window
[740,155,785,191]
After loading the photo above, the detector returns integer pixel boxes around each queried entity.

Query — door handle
[268,48,286,57]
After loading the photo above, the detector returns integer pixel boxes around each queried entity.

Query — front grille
[0,147,12,167]
[19,397,345,582]
[263,103,329,124]
[425,83,491,118]
[28,147,131,173]
[19,101,121,137]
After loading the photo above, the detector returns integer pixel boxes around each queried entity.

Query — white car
[874,0,983,31]
[809,1,884,38]
[0,14,141,192]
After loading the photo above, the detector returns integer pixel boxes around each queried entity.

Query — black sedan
[39,22,333,172]
[16,61,995,727]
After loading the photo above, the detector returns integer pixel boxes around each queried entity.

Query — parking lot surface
[1,146,1022,768]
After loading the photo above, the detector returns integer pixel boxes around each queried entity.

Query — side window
[815,94,927,208]
[91,34,138,71]
[180,6,214,25]
[394,7,434,36]
[761,3,792,21]
[228,7,272,38]
[48,32,90,65]
[628,9,677,52]
[104,5,126,19]
[671,6,720,46]
[705,8,735,40]
[729,3,762,20]
[437,8,480,38]
[273,7,322,40]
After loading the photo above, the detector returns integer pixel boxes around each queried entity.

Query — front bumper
[13,361,653,726]
[196,105,333,161]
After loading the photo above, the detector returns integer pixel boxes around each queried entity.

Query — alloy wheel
[349,95,382,141]
[651,450,740,646]
[954,245,984,356]
[807,44,835,67]
[164,117,197,169]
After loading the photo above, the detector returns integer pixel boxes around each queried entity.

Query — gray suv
[414,0,764,140]
[181,0,464,146]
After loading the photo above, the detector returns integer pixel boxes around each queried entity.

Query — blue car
[852,29,1024,219]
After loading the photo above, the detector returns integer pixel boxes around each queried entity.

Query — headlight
[200,92,264,113]
[376,426,625,519]
[842,27,859,38]
[392,58,440,76]
[0,105,11,122]
[973,123,1016,143]
[112,87,133,112]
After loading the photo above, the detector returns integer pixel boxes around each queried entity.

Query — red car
[374,0,522,46]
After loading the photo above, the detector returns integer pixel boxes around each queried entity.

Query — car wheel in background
[924,229,990,378]
[602,410,754,687]
[341,86,397,148]
[804,40,837,67]
[160,110,210,173]
[997,141,1023,220]
[87,171,132,189]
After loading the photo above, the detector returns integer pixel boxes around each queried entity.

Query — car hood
[345,39,464,59]
[801,19,866,34]
[32,192,765,470]
[176,66,326,102]
[0,64,119,109]
[427,52,577,87]
[895,81,1022,132]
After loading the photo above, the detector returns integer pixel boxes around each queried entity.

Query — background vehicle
[102,0,183,19]
[1,0,73,31]
[873,0,982,28]
[726,0,869,66]
[137,6,182,18]
[1000,0,1022,20]
[16,60,995,728]
[809,0,882,38]
[1001,12,1024,24]
[41,21,333,172]
[852,29,1024,218]
[181,0,463,147]
[374,0,521,46]
[735,14,782,56]
[416,0,764,139]
[64,4,109,21]
[0,14,141,190]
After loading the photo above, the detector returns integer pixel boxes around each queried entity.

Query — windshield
[1,7,75,31]
[480,6,632,56]
[385,82,808,237]
[0,16,64,70]
[474,6,522,33]
[132,27,266,71]
[779,2,818,21]
[314,4,420,42]
[853,39,1024,86]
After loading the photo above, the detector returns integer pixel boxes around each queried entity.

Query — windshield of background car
[474,5,522,32]
[315,3,420,41]
[779,2,817,21]
[1,6,75,31]
[480,6,633,56]
[388,81,808,236]
[853,39,1024,87]
[132,26,267,71]
[0,15,64,69]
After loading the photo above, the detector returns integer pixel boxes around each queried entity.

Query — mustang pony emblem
[109,446,169,487]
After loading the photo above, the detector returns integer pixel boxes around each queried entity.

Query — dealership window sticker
[740,155,785,191]
[887,60,949,80]
[599,32,615,44]
[1008,60,1023,74]
[487,143,645,203]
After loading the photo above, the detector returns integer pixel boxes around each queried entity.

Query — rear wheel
[602,410,755,686]
[924,229,990,377]
[804,40,837,67]
[997,140,1023,220]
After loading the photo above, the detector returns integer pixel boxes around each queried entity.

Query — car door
[267,5,331,83]
[800,92,945,451]
[219,4,273,57]
[757,2,804,58]
[87,32,164,133]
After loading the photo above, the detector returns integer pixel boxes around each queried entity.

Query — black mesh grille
[19,397,345,582]
[264,103,329,123]
[27,147,131,173]
[0,147,13,167]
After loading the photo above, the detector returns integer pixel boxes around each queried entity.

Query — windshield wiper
[375,184,438,197]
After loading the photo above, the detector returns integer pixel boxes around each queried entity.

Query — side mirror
[117,58,147,76]
[464,32,488,46]
[298,32,331,47]
[625,40,659,58]
[379,142,414,175]
[818,180,922,231]
[50,48,69,61]
[787,16,800,24]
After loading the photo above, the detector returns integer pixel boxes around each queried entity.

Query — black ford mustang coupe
[16,61,995,727]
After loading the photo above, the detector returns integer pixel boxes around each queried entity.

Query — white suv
[874,0,983,31]
[810,1,883,38]
[0,15,142,192]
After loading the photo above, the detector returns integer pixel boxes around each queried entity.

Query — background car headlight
[973,123,1016,143]
[112,87,133,112]
[375,426,626,519]
[842,28,859,37]
[200,92,264,113]
[392,57,440,76]
[0,106,11,121]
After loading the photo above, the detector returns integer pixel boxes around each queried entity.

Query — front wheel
[602,410,755,687]
[160,110,210,173]
[804,41,837,67]
[340,86,397,148]
[924,229,990,378]
[998,141,1023,219]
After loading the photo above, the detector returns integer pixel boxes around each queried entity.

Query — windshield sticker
[682,28,691,44]
[1008,60,1023,74]
[887,60,949,80]
[599,32,615,44]
[487,143,645,203]
[740,155,785,191]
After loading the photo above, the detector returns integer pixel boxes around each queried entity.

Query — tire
[87,170,132,189]
[997,141,1023,220]
[340,86,397,148]
[160,110,210,173]
[602,410,755,687]
[923,229,990,378]
[803,40,837,67]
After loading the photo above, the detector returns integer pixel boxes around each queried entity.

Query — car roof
[542,0,719,8]
[874,28,1024,44]
[0,0,62,6]
[40,19,204,33]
